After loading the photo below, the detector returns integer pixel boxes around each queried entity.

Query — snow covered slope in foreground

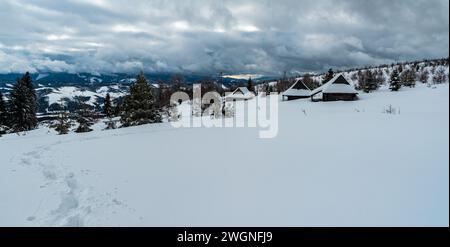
[0,84,448,226]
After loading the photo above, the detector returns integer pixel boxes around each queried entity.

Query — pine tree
[389,69,401,91]
[74,101,94,133]
[120,72,162,127]
[322,68,334,84]
[262,84,269,96]
[54,111,71,135]
[9,72,38,132]
[433,67,446,84]
[103,93,113,118]
[363,70,378,93]
[50,99,71,135]
[356,70,365,90]
[401,69,416,87]
[247,77,255,94]
[419,69,429,84]
[374,69,385,86]
[103,93,116,130]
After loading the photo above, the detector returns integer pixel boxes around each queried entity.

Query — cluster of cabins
[224,74,358,102]
[282,74,358,101]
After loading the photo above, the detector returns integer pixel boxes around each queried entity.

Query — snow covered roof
[225,87,255,100]
[311,74,358,95]
[282,78,311,97]
[237,87,250,95]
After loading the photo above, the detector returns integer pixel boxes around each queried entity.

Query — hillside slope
[0,83,448,226]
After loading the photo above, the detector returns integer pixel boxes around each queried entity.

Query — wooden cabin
[310,74,358,101]
[224,87,255,101]
[282,79,312,101]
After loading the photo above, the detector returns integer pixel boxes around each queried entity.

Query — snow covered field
[0,83,448,226]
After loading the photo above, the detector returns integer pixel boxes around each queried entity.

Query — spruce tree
[247,77,255,94]
[103,93,113,118]
[419,69,429,84]
[54,111,71,135]
[103,93,116,130]
[74,101,94,133]
[409,69,417,87]
[9,72,38,132]
[263,84,269,95]
[363,70,377,93]
[402,69,416,87]
[433,67,446,84]
[389,69,401,91]
[322,68,334,84]
[120,72,162,127]
[50,99,71,135]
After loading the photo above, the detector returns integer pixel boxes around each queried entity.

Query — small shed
[225,87,255,101]
[310,74,358,101]
[282,79,312,101]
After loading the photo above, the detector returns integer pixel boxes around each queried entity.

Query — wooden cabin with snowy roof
[224,87,255,101]
[310,74,358,101]
[282,79,312,101]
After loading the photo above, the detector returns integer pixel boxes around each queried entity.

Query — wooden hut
[224,87,255,101]
[310,74,358,101]
[282,79,312,101]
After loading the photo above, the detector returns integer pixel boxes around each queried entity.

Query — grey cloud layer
[0,0,448,75]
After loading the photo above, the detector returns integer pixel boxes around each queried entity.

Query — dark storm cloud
[0,0,448,75]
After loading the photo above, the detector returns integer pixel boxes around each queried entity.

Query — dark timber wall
[285,95,310,101]
[323,93,357,101]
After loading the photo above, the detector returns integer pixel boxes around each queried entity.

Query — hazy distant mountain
[0,72,278,113]
[0,72,276,88]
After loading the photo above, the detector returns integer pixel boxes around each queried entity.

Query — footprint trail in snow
[17,139,136,226]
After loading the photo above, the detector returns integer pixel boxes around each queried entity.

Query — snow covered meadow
[0,83,448,226]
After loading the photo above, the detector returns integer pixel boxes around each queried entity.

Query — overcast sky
[0,0,448,75]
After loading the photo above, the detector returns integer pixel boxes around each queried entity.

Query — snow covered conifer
[419,69,429,84]
[247,77,255,94]
[363,70,378,93]
[402,69,416,87]
[54,111,71,135]
[51,99,71,135]
[103,93,113,118]
[75,101,94,133]
[322,68,334,84]
[103,93,116,130]
[433,67,447,84]
[389,69,401,91]
[9,72,38,132]
[120,72,162,127]
[374,69,385,86]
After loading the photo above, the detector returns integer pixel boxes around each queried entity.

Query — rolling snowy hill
[259,59,449,93]
[0,83,448,226]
